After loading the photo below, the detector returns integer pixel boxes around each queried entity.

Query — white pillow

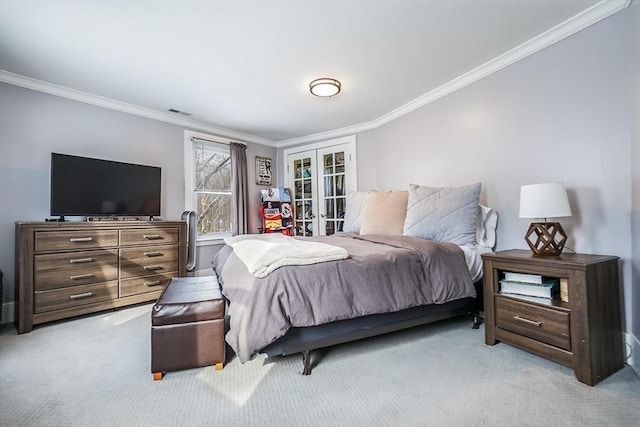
[342,191,369,233]
[476,204,498,249]
[403,183,481,246]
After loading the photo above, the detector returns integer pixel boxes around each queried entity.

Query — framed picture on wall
[256,156,272,186]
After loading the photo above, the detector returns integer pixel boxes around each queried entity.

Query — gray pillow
[403,183,481,246]
[342,191,369,233]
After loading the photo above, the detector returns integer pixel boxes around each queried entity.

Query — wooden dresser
[15,221,187,334]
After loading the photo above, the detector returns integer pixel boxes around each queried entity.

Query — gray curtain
[230,142,249,235]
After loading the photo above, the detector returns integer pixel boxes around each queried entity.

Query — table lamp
[519,183,572,256]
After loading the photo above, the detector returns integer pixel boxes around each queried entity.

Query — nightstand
[481,249,624,386]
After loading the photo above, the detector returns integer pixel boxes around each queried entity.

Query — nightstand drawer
[496,296,570,351]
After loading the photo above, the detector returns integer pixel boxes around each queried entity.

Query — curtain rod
[191,136,247,146]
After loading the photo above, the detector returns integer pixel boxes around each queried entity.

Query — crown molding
[276,0,630,147]
[277,120,377,149]
[0,70,276,147]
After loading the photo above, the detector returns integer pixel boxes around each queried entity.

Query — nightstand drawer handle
[143,265,164,271]
[70,273,94,280]
[70,237,93,242]
[143,234,162,240]
[70,292,93,300]
[513,316,541,327]
[70,257,93,264]
[144,280,162,287]
[143,251,162,257]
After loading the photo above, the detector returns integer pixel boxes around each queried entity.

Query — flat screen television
[50,153,161,218]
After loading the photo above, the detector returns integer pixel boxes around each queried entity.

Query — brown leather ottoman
[151,276,225,380]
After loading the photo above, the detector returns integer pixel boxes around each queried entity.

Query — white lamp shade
[519,183,572,219]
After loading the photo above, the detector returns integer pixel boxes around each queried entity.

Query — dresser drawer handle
[143,265,164,271]
[70,257,93,264]
[143,251,162,257]
[145,280,162,287]
[69,237,93,242]
[70,273,94,280]
[70,292,93,300]
[513,316,541,327]
[143,234,162,240]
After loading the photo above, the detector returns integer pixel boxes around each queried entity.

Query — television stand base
[45,216,66,222]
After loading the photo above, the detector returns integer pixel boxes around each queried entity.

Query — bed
[213,184,498,374]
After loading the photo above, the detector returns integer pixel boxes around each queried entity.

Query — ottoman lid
[152,276,225,326]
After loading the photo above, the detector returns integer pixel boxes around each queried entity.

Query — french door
[286,137,357,236]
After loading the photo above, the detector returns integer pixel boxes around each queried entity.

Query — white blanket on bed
[224,234,349,278]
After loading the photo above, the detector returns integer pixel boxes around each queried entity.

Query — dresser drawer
[120,273,173,297]
[120,244,179,279]
[34,281,119,314]
[120,228,179,246]
[496,296,571,351]
[34,249,119,291]
[35,230,119,252]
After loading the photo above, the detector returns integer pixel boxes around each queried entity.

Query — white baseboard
[625,332,640,378]
[1,301,15,325]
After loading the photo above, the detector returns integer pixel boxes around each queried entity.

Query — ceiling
[0,1,626,146]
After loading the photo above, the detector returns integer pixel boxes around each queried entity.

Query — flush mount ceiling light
[309,78,341,97]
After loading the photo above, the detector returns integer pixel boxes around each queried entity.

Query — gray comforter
[213,232,475,363]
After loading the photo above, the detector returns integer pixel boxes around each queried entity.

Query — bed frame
[260,281,483,374]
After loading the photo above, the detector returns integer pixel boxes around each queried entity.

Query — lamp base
[525,222,567,256]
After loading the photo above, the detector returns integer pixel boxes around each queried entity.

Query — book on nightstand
[503,271,545,284]
[499,279,559,299]
[560,278,569,302]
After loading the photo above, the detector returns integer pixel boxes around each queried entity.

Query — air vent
[168,108,191,116]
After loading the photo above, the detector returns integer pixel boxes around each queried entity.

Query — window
[185,132,232,241]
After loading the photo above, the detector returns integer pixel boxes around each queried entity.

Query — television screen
[51,153,161,217]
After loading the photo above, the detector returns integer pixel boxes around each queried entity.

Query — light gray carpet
[1,304,638,427]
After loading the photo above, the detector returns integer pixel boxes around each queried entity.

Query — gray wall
[0,82,276,309]
[354,9,636,340]
[277,6,638,349]
[631,0,640,346]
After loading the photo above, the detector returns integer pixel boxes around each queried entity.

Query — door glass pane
[294,160,302,178]
[335,151,345,173]
[303,158,312,177]
[303,179,312,198]
[335,175,344,196]
[295,181,302,199]
[295,201,303,220]
[336,197,345,219]
[325,199,334,218]
[324,154,334,175]
[325,220,335,236]
[324,176,334,197]
[304,201,313,219]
